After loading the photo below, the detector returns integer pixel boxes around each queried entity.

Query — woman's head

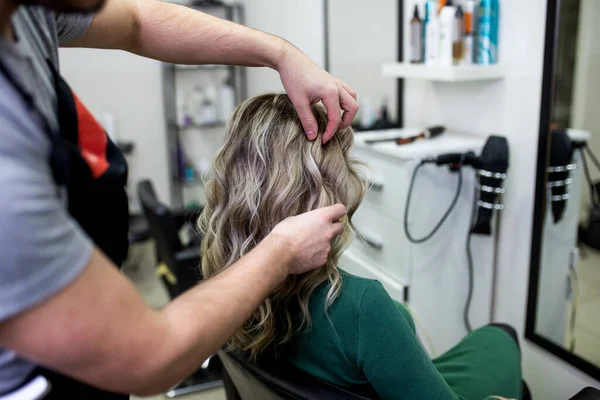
[198,93,366,359]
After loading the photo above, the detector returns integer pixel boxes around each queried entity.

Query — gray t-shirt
[0,6,93,393]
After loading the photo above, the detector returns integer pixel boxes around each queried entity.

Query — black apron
[0,59,130,399]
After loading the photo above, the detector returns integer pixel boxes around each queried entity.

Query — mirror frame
[525,0,600,381]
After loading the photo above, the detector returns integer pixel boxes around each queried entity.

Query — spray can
[438,0,456,67]
[476,0,499,64]
[463,0,476,64]
[410,4,423,63]
[452,6,464,65]
[490,0,499,62]
[424,0,439,65]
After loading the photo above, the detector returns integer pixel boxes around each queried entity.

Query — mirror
[325,0,403,128]
[527,0,600,380]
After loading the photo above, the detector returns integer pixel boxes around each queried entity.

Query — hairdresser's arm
[64,0,358,143]
[0,205,346,396]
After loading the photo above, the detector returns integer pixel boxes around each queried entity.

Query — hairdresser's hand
[270,204,347,275]
[276,43,358,144]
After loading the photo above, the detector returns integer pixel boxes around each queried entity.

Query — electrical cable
[567,255,580,353]
[404,155,475,332]
[404,157,465,244]
[403,154,488,334]
[581,147,599,206]
[464,232,474,333]
[580,149,597,205]
[463,183,479,333]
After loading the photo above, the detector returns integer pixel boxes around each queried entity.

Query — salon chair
[570,388,600,400]
[219,324,531,400]
[137,180,222,397]
[218,351,376,400]
[122,213,152,276]
[137,180,203,298]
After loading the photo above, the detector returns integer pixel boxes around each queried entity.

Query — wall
[239,0,325,96]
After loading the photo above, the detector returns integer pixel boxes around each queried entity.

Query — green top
[284,270,522,400]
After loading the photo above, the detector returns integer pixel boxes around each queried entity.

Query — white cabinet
[340,129,497,354]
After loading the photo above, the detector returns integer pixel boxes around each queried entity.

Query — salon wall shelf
[381,62,506,82]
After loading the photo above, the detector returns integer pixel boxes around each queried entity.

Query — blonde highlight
[198,93,367,360]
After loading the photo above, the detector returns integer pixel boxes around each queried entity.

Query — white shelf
[381,62,506,82]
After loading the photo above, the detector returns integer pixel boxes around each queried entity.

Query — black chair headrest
[570,388,600,400]
[220,350,377,400]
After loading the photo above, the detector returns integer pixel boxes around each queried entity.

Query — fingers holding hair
[321,88,343,144]
[339,86,359,130]
[321,203,347,223]
[338,79,357,100]
[321,82,359,143]
[330,222,344,238]
[291,96,319,141]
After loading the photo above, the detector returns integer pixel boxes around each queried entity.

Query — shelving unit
[381,62,506,82]
[162,1,246,208]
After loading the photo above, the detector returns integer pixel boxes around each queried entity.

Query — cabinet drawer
[349,203,407,282]
[353,149,413,224]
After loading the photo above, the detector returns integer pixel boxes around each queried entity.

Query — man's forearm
[67,0,291,69]
[130,0,288,68]
[141,234,290,394]
[0,236,290,396]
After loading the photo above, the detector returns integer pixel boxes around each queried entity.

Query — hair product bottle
[463,0,476,64]
[424,0,439,65]
[410,4,423,63]
[438,0,447,13]
[490,0,499,63]
[438,0,456,67]
[217,78,236,122]
[452,5,464,65]
[476,0,499,64]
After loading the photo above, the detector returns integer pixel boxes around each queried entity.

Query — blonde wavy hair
[198,93,367,360]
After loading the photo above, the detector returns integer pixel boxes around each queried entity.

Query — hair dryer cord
[463,185,480,333]
[404,158,465,244]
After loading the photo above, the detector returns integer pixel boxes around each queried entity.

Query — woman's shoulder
[311,269,395,317]
[331,269,387,308]
[338,268,379,290]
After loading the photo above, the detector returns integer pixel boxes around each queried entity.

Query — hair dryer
[548,129,575,223]
[433,136,509,235]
